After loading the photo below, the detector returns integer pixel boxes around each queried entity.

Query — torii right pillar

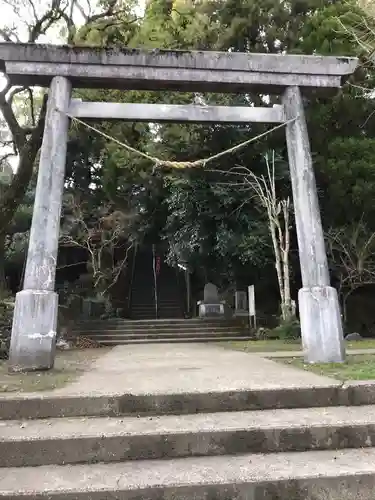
[283,86,345,363]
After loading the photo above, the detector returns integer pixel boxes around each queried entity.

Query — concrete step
[1,448,375,499]
[73,328,246,336]
[122,303,180,306]
[1,381,374,420]
[2,405,375,467]
[73,320,246,332]
[78,330,246,337]
[86,336,253,345]
[130,315,185,320]
[73,324,245,333]
[73,324,246,330]
[74,318,244,325]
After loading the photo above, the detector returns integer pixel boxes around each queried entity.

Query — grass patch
[223,339,301,352]
[0,348,111,393]
[279,354,375,381]
[222,339,375,353]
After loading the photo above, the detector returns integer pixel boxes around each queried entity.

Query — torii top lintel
[0,43,358,94]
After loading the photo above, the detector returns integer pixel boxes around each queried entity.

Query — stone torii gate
[0,44,357,371]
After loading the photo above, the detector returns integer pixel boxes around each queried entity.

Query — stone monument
[234,290,248,317]
[197,283,225,318]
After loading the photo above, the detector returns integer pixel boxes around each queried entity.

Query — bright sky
[0,0,145,170]
[0,0,145,89]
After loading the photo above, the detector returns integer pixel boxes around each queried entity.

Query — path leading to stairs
[3,343,375,499]
[59,343,340,397]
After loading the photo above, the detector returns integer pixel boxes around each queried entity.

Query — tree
[71,0,374,301]
[337,0,375,57]
[3,0,375,321]
[59,193,136,299]
[214,151,293,320]
[0,86,47,291]
[326,220,375,321]
[0,0,135,292]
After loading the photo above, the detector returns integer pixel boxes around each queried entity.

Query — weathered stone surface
[0,43,358,92]
[1,448,375,499]
[203,283,219,303]
[299,286,345,364]
[69,101,286,123]
[22,76,71,291]
[0,342,357,420]
[283,86,330,288]
[283,86,345,363]
[198,284,225,317]
[234,291,248,314]
[8,290,58,372]
[0,43,357,73]
[2,376,375,421]
[9,76,71,372]
[3,405,375,467]
[345,332,363,341]
[1,344,375,499]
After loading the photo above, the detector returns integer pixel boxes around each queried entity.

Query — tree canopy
[2,0,375,330]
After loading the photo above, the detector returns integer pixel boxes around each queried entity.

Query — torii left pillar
[9,76,71,372]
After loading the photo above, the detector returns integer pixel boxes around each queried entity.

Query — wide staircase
[2,354,375,499]
[71,317,252,344]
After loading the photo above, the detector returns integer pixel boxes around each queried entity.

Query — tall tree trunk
[0,95,47,267]
[281,200,292,321]
[269,218,285,309]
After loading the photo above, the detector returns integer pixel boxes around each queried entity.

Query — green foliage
[273,317,301,341]
[255,327,272,340]
[56,0,375,318]
[162,172,274,286]
[5,0,375,326]
[319,138,375,228]
[0,291,13,359]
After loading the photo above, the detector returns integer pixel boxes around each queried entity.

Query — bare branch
[28,10,62,42]
[25,0,39,23]
[212,152,293,320]
[60,194,135,297]
[87,0,117,22]
[326,220,375,320]
[7,86,27,106]
[57,261,88,270]
[0,28,16,42]
[74,0,89,21]
[0,152,16,164]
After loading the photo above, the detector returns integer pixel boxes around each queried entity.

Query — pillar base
[8,290,58,372]
[298,286,345,364]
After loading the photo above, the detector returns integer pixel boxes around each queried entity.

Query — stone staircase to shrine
[2,359,375,499]
[71,317,252,344]
[129,247,185,320]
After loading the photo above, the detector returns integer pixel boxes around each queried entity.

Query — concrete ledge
[4,382,375,420]
[0,395,119,420]
[2,406,375,467]
[1,449,375,499]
